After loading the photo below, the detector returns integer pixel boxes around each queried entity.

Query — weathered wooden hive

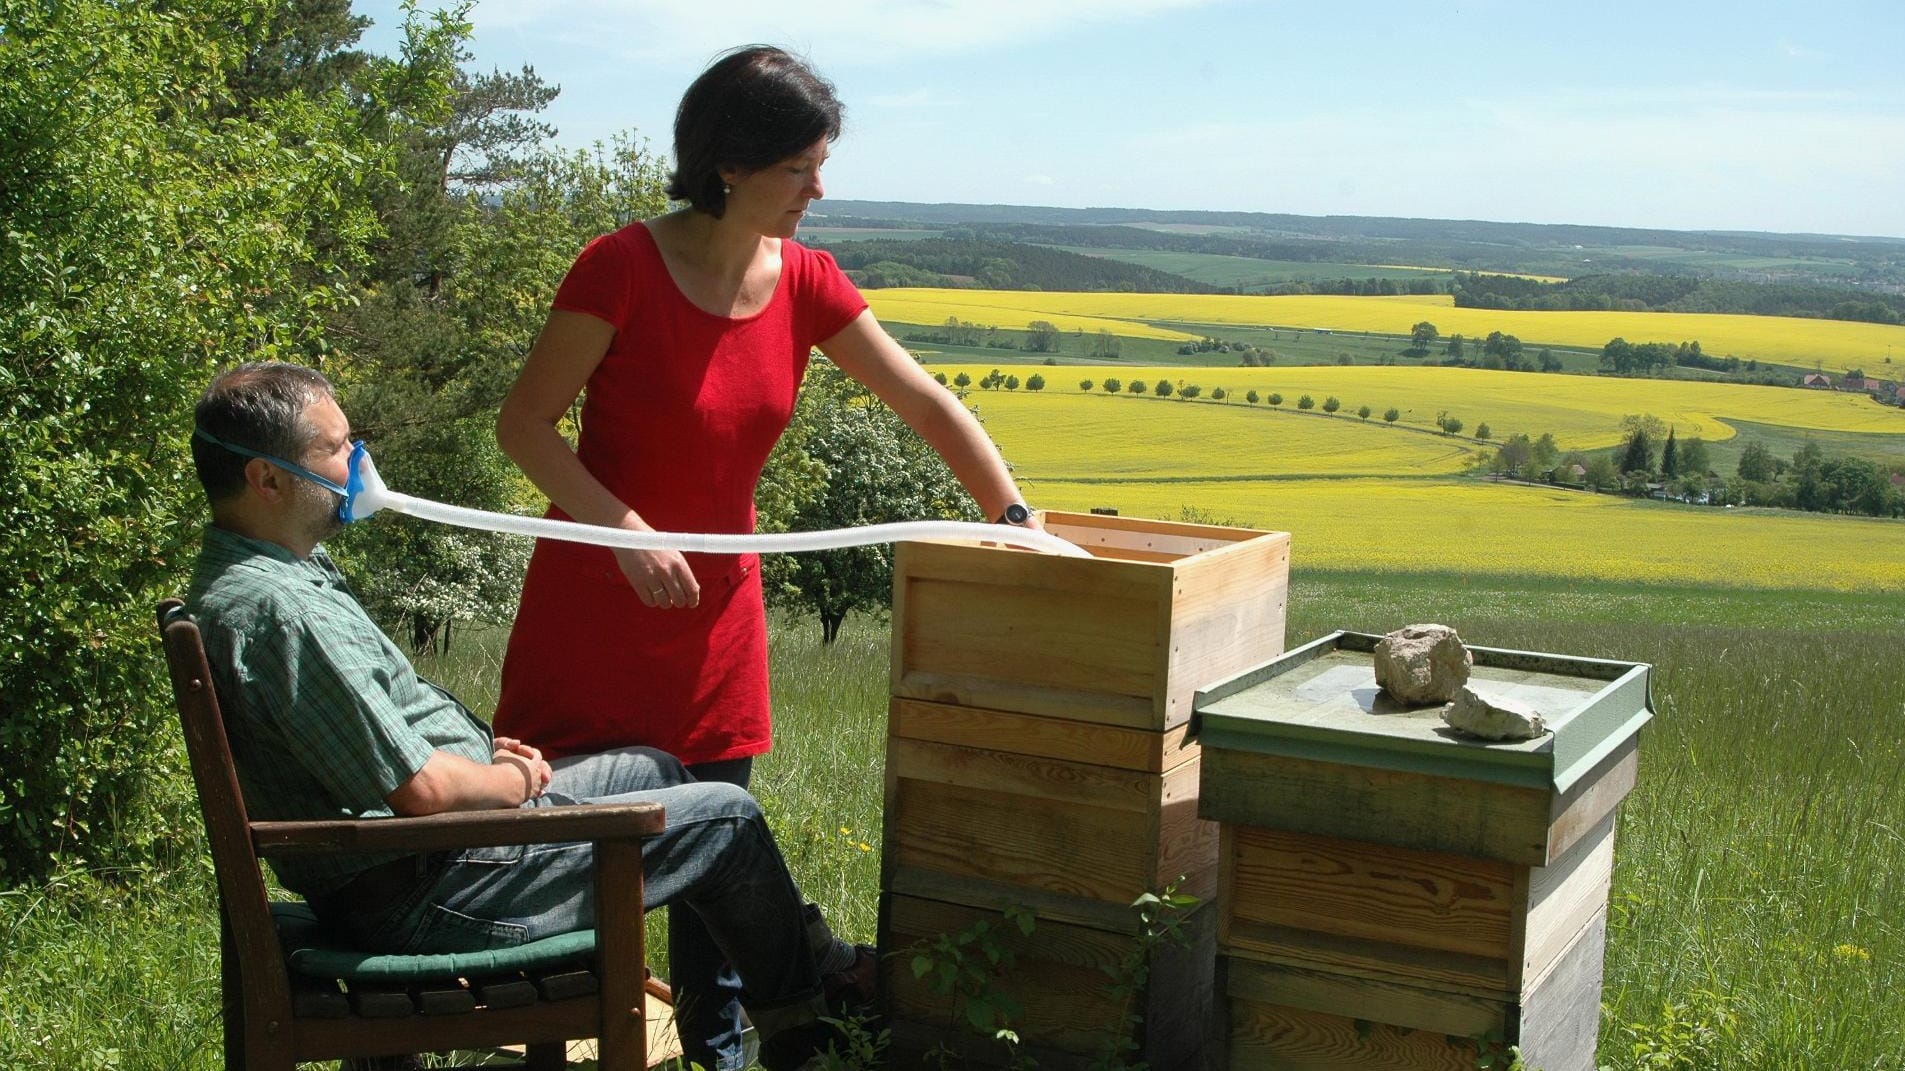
[1192,631,1652,1071]
[877,511,1291,1071]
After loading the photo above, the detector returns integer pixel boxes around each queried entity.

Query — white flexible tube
[347,447,1090,558]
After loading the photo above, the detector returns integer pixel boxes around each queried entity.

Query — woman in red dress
[492,46,1033,1068]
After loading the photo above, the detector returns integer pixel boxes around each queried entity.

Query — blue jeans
[320,747,826,1044]
[676,757,755,1071]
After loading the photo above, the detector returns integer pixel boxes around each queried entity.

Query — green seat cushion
[271,901,597,982]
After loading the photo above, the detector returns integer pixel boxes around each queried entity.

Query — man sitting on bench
[184,360,870,1069]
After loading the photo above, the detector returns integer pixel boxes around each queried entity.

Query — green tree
[1445,334,1466,360]
[762,360,981,643]
[1409,321,1438,353]
[1024,320,1062,353]
[1677,436,1710,477]
[1539,348,1563,372]
[1268,393,1284,406]
[1212,387,1227,401]
[1321,396,1341,414]
[1102,377,1121,394]
[1154,379,1174,398]
[1357,405,1372,420]
[1297,395,1316,410]
[1475,423,1492,440]
[1384,408,1401,423]
[1004,375,1020,391]
[954,372,972,389]
[1179,384,1202,399]
[1126,379,1146,394]
[1025,374,1044,392]
[1089,329,1121,359]
[1737,441,1775,482]
[1246,390,1260,404]
[1661,427,1680,477]
[935,372,949,386]
[0,0,463,882]
[1620,427,1655,474]
[1079,379,1093,392]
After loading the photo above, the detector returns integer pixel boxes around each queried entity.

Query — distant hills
[802,199,1905,317]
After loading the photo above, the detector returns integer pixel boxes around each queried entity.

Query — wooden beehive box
[1192,631,1652,1071]
[878,511,1291,1071]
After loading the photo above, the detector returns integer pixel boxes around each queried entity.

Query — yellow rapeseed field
[1025,478,1905,593]
[961,390,1479,477]
[942,364,1905,450]
[869,288,1905,371]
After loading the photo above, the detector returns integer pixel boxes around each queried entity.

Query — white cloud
[1023,174,1057,186]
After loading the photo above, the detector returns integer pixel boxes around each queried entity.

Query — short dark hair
[191,361,335,504]
[666,45,844,218]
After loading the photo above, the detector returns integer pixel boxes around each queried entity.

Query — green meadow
[4,571,1900,1068]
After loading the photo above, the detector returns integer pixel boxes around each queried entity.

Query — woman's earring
[722,182,732,195]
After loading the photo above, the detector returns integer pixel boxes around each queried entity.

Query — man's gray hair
[191,362,337,504]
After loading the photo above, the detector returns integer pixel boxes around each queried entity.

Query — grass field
[868,288,1905,371]
[10,579,1898,1070]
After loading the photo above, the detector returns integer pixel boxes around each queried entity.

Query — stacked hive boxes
[1192,632,1652,1071]
[877,511,1291,1070]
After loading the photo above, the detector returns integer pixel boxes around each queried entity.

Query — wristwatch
[995,502,1031,526]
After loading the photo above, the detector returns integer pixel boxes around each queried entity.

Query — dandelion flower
[1834,943,1871,963]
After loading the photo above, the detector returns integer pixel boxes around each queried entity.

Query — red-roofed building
[1803,373,1833,388]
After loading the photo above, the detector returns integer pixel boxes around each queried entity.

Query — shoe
[822,942,877,1014]
[756,1018,850,1071]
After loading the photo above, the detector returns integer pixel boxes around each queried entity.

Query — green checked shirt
[185,525,496,898]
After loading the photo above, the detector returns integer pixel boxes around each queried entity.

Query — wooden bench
[158,599,669,1069]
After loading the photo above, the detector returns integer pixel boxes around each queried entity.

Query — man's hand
[492,737,553,801]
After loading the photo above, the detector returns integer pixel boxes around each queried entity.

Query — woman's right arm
[495,309,701,608]
[495,310,629,527]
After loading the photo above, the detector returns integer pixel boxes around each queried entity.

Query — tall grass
[3,580,1900,1068]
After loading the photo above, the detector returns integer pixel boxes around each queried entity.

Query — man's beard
[291,477,345,546]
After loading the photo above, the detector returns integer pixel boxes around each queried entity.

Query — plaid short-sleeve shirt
[186,525,494,897]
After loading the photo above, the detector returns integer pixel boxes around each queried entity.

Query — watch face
[1003,503,1030,525]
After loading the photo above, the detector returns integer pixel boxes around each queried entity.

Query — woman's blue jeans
[323,747,824,1051]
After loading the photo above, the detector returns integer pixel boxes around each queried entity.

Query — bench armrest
[251,801,666,856]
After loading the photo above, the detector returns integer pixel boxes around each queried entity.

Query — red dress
[494,222,868,763]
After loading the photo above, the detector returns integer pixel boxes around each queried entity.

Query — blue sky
[354,0,1905,237]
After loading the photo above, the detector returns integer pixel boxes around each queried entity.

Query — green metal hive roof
[1191,631,1653,795]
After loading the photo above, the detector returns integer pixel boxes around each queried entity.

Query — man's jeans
[319,747,826,1041]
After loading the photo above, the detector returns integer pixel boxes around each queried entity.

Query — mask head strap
[194,426,366,522]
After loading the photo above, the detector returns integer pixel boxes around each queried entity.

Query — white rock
[1373,624,1472,705]
[1443,686,1548,741]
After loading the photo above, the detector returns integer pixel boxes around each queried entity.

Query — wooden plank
[1224,920,1515,999]
[1155,757,1220,902]
[1225,826,1518,964]
[1228,998,1484,1071]
[1222,954,1506,1038]
[1514,911,1608,1071]
[889,778,1153,905]
[880,893,1214,1070]
[1163,533,1290,729]
[893,570,1165,728]
[888,698,1200,774]
[1520,812,1615,986]
[1545,737,1638,864]
[1201,748,1553,865]
[886,736,1159,813]
[887,865,1149,933]
[1041,510,1279,561]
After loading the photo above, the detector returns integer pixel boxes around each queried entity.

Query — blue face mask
[194,427,372,523]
